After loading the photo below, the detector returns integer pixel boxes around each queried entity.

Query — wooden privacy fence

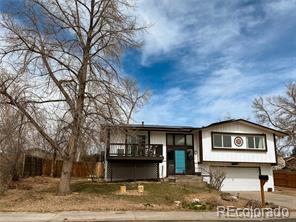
[273,170,296,188]
[23,155,104,178]
[42,160,98,177]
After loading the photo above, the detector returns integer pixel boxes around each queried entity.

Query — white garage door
[220,167,260,191]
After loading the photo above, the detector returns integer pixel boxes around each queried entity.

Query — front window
[167,134,174,145]
[255,136,265,148]
[175,135,185,145]
[213,134,231,148]
[213,134,222,147]
[247,136,255,148]
[247,136,265,149]
[212,133,266,150]
[127,132,147,145]
[166,133,193,147]
[223,135,232,147]
[186,135,193,146]
[137,135,146,145]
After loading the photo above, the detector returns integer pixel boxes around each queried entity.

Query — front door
[175,150,186,174]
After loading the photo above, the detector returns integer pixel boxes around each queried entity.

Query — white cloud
[133,0,188,64]
[134,87,190,124]
[130,0,296,126]
[195,68,254,99]
[264,0,296,14]
[135,0,265,60]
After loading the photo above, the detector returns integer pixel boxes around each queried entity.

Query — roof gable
[203,119,287,137]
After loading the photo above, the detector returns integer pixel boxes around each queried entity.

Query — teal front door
[175,150,185,174]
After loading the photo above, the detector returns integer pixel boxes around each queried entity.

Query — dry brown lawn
[0,177,247,212]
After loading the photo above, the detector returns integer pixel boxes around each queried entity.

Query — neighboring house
[25,148,54,159]
[103,119,286,192]
[284,155,296,170]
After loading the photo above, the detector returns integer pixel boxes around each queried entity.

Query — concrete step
[165,175,203,183]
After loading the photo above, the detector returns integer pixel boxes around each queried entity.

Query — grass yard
[70,181,209,205]
[0,176,248,212]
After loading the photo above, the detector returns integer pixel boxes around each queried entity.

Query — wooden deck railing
[107,143,163,159]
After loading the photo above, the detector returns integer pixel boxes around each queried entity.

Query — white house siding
[199,163,210,184]
[260,165,275,191]
[202,122,276,163]
[150,131,167,178]
[193,132,199,173]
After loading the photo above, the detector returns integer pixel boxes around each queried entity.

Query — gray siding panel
[107,161,158,181]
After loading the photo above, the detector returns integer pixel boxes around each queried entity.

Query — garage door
[219,167,260,191]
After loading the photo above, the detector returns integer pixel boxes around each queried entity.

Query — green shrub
[182,199,211,211]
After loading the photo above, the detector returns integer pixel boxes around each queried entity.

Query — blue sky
[1,0,296,127]
[123,0,296,126]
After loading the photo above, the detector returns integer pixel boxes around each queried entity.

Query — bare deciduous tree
[114,79,150,124]
[199,167,226,191]
[0,105,26,190]
[253,82,296,155]
[0,0,146,195]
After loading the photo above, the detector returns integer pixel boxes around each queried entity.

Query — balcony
[106,143,163,162]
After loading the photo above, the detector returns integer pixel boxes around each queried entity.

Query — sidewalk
[0,211,296,222]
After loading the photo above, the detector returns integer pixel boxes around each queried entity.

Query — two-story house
[103,119,286,191]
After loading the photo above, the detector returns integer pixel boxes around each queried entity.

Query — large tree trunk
[57,46,89,195]
[58,135,77,195]
[58,158,73,195]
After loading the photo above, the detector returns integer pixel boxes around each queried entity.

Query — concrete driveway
[234,191,296,209]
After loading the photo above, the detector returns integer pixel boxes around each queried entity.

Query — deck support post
[125,129,128,154]
[110,162,113,182]
[148,130,150,146]
[157,163,160,180]
[107,128,111,156]
[134,162,136,181]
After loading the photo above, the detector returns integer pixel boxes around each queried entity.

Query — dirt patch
[1,191,139,212]
[0,190,176,212]
[7,177,60,192]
